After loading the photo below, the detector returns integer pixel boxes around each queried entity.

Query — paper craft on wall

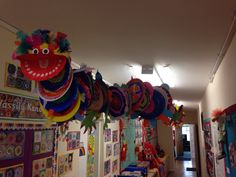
[106,144,112,158]
[33,130,54,155]
[5,62,33,92]
[67,131,80,151]
[112,159,118,173]
[0,163,24,177]
[0,130,25,161]
[79,142,86,156]
[87,129,96,177]
[112,130,118,142]
[58,153,73,177]
[104,129,111,142]
[114,143,120,156]
[104,159,111,176]
[32,156,53,177]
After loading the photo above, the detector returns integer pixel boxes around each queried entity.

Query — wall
[0,26,37,97]
[56,120,88,177]
[103,120,120,177]
[157,120,175,171]
[175,127,183,157]
[183,109,198,125]
[199,33,236,177]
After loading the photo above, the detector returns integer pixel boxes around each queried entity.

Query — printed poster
[67,131,80,151]
[33,130,54,155]
[0,130,25,161]
[112,130,118,142]
[106,144,112,158]
[104,129,111,142]
[87,129,95,177]
[104,159,111,176]
[32,156,53,177]
[0,92,44,119]
[114,143,120,156]
[112,159,118,173]
[5,63,33,92]
[58,153,73,177]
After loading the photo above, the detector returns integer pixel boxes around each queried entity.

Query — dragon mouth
[39,59,49,69]
[16,54,67,81]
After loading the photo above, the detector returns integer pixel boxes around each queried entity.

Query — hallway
[168,159,197,177]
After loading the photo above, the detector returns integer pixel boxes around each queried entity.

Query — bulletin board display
[0,163,24,177]
[203,118,215,177]
[0,129,56,177]
[225,112,236,177]
[0,130,25,161]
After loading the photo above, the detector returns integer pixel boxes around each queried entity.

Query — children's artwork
[0,130,25,160]
[5,63,33,92]
[225,111,236,177]
[58,153,73,177]
[106,144,112,158]
[112,130,118,142]
[114,143,120,156]
[0,164,24,177]
[104,129,111,142]
[79,142,86,156]
[0,92,45,119]
[104,159,111,176]
[67,131,80,151]
[87,129,96,177]
[112,159,118,173]
[33,130,54,155]
[32,156,53,177]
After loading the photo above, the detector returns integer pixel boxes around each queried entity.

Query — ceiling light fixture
[130,63,176,87]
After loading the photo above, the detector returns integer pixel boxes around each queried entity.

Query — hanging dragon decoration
[12,29,185,132]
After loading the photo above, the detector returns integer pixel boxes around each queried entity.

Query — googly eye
[32,48,39,54]
[42,48,49,54]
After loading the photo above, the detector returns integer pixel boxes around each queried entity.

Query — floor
[167,159,197,177]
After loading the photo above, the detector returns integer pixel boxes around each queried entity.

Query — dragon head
[13,29,71,81]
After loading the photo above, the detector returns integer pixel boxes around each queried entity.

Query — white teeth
[25,64,29,68]
[59,60,62,63]
[33,73,36,76]
[45,73,48,76]
[26,68,30,71]
[28,71,33,74]
[41,74,45,77]
[52,69,55,73]
[36,74,40,77]
[57,64,61,67]
[49,72,52,75]
[55,67,58,70]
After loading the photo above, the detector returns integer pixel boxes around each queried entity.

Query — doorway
[171,124,198,177]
